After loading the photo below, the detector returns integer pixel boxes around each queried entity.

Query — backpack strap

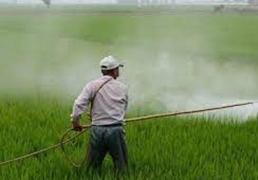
[89,78,112,121]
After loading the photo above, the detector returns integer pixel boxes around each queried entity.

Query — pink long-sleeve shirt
[71,75,128,126]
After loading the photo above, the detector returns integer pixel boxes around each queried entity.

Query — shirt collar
[103,75,114,79]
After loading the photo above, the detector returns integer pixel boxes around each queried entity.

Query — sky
[0,0,248,4]
[0,0,118,4]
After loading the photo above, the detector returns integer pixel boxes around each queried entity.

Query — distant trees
[117,0,138,4]
[214,4,225,13]
[136,0,174,6]
[117,0,174,6]
[42,0,50,7]
[248,0,258,5]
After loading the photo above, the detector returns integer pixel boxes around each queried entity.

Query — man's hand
[72,121,83,132]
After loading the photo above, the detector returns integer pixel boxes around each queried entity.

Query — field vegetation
[1,5,258,179]
[1,96,258,179]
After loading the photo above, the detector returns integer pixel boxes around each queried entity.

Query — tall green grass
[1,96,258,179]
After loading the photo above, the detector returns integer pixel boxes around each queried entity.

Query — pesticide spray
[0,7,258,120]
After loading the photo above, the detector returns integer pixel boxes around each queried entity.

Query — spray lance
[60,100,258,167]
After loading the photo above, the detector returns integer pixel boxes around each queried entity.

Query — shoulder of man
[81,78,98,94]
[113,79,128,92]
[85,76,111,91]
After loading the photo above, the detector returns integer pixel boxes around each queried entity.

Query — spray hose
[0,101,256,167]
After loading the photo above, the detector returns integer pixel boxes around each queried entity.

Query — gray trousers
[86,125,128,172]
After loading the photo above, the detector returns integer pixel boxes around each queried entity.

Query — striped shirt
[71,75,128,126]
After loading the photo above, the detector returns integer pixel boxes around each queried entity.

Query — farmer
[70,55,128,173]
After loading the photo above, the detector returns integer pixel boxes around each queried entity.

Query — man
[70,55,128,173]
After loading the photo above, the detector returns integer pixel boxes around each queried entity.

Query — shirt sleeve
[70,83,93,122]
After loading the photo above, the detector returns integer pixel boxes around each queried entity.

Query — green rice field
[1,5,258,179]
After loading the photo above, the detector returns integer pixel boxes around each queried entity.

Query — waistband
[92,123,123,127]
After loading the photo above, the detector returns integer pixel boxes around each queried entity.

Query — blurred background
[0,0,256,5]
[1,0,258,118]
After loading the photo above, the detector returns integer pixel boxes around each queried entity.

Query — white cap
[99,56,124,70]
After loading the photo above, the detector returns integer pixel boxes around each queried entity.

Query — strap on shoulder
[89,78,112,121]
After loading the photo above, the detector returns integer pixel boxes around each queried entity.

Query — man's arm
[70,83,93,131]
